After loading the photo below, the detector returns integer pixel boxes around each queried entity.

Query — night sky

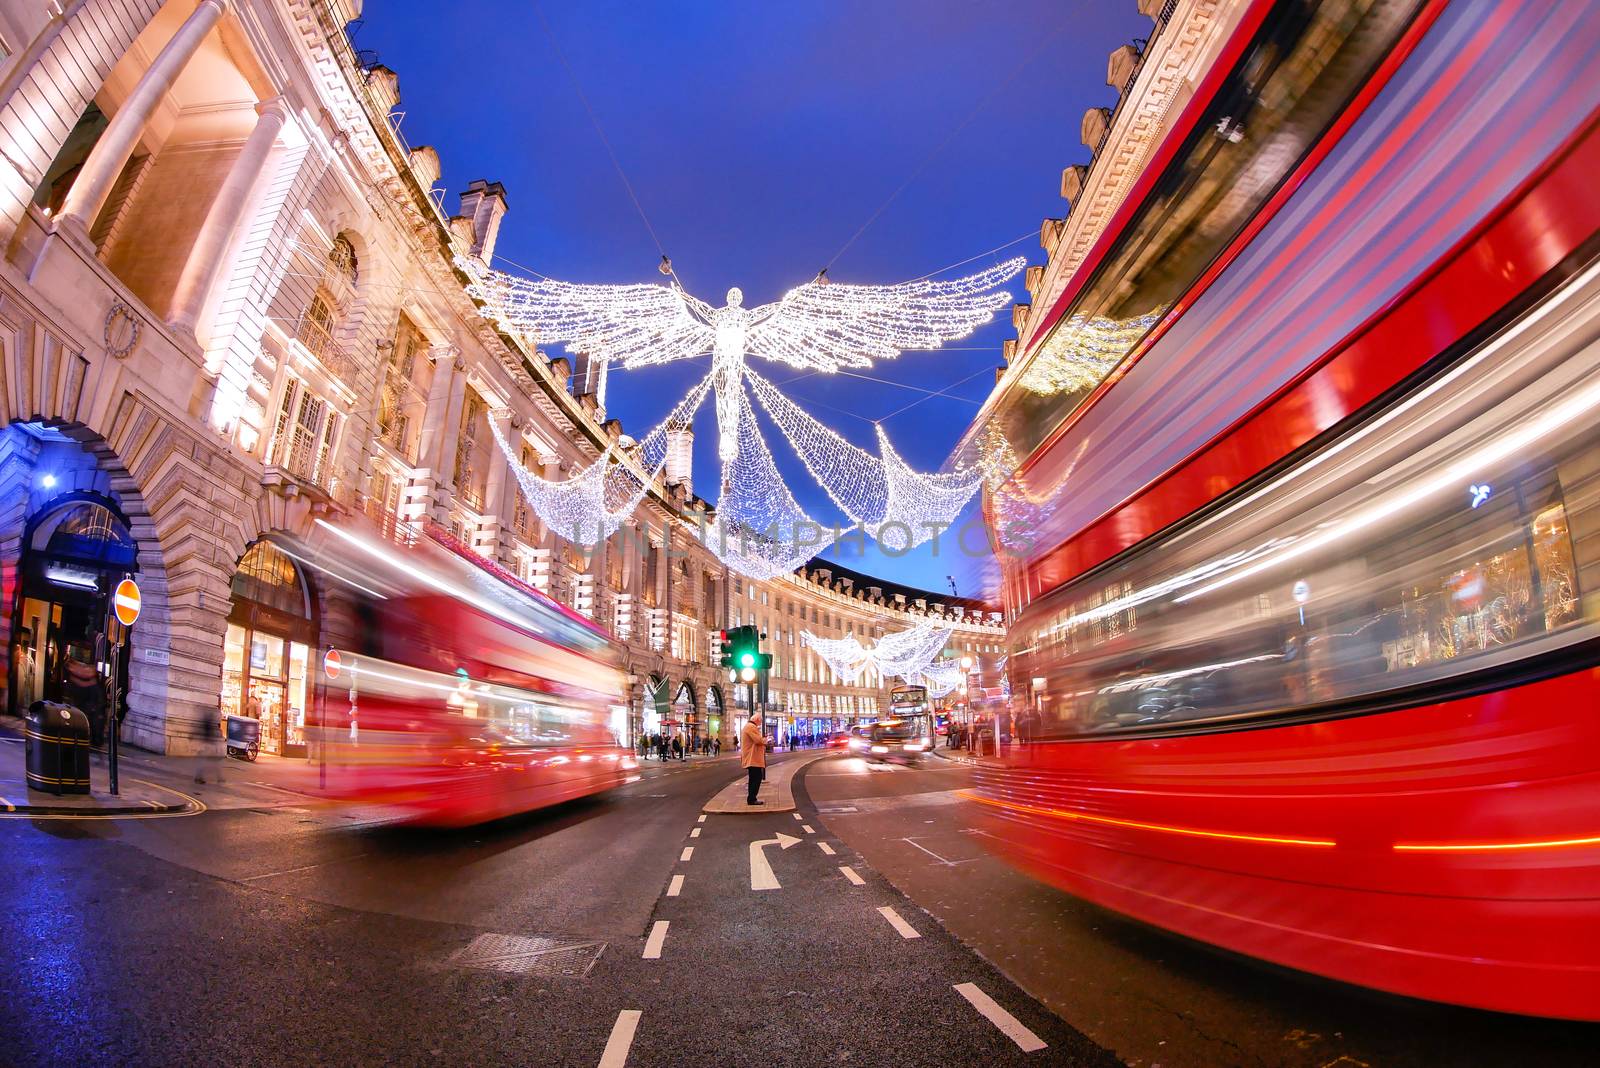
[358,0,1150,597]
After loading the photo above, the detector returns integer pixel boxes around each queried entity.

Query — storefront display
[219,541,316,758]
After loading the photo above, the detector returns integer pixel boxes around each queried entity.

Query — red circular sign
[112,578,142,626]
[323,648,342,679]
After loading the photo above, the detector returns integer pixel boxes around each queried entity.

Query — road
[1,748,1594,1066]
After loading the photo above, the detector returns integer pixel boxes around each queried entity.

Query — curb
[0,777,204,819]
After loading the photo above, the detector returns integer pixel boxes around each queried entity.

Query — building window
[454,389,489,511]
[366,466,406,538]
[267,377,339,488]
[377,314,434,463]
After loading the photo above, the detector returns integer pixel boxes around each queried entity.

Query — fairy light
[803,622,953,685]
[1016,308,1164,396]
[462,253,1023,574]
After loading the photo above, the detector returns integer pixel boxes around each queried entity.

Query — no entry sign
[113,578,142,626]
[323,648,343,679]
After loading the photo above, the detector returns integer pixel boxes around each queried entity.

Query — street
[1,748,1592,1066]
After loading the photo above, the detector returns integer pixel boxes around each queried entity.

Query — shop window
[222,542,314,757]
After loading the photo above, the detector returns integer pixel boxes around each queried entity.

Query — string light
[1016,309,1164,396]
[462,252,1023,575]
[746,366,985,553]
[803,622,953,685]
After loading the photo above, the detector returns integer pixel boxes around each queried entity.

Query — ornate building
[0,0,1001,756]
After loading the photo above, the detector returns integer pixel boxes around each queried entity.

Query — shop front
[7,498,136,737]
[219,541,316,758]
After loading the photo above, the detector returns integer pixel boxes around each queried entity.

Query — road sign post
[106,576,141,796]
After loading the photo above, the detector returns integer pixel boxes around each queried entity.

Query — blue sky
[359,0,1149,598]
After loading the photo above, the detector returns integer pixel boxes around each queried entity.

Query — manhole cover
[449,933,606,978]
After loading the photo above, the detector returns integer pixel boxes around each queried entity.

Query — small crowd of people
[637,730,720,761]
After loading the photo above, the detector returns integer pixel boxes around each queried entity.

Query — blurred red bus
[277,518,633,826]
[972,0,1600,1019]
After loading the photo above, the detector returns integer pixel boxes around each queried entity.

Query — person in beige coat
[741,710,768,806]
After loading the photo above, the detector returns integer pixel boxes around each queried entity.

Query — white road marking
[690,828,701,838]
[953,982,1047,1052]
[817,842,836,856]
[697,814,706,823]
[792,812,803,820]
[839,865,865,885]
[642,921,670,959]
[240,854,370,882]
[598,1009,642,1067]
[902,837,978,866]
[749,832,801,890]
[680,847,693,862]
[877,906,920,939]
[802,824,815,834]
[666,874,684,897]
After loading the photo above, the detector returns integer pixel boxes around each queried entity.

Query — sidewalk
[929,744,1006,770]
[0,735,200,816]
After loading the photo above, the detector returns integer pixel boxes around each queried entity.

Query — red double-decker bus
[971,0,1600,1019]
[279,518,634,827]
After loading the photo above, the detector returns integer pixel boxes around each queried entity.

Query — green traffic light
[739,651,755,668]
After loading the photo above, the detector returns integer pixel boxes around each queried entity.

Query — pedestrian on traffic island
[741,710,768,806]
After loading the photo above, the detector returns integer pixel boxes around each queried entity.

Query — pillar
[168,96,289,335]
[57,0,229,235]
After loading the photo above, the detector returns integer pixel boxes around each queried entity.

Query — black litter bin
[24,701,91,795]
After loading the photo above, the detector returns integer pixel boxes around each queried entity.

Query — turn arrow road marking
[749,832,801,890]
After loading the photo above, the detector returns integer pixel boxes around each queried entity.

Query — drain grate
[449,933,606,978]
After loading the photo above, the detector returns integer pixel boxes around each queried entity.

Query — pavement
[0,744,1593,1066]
[0,730,200,816]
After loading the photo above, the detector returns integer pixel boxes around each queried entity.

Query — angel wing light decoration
[461,256,1024,578]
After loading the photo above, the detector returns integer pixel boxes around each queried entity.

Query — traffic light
[718,626,772,682]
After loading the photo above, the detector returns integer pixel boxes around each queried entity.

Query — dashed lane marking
[690,828,701,838]
[642,921,669,960]
[802,824,815,834]
[793,812,804,820]
[877,906,920,939]
[817,842,836,856]
[953,982,1047,1053]
[697,814,706,823]
[666,874,684,897]
[680,847,693,862]
[839,865,865,885]
[599,1009,641,1068]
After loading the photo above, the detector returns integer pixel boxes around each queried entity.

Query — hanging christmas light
[1016,308,1164,396]
[460,252,1023,577]
[803,622,953,685]
[462,254,1022,466]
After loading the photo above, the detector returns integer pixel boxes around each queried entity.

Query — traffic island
[702,751,828,813]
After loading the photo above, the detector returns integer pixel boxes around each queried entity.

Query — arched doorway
[8,496,136,723]
[673,680,696,746]
[220,539,317,757]
[640,673,668,740]
[706,685,724,745]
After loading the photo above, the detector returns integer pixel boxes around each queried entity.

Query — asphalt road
[805,751,1600,1068]
[0,750,1115,1067]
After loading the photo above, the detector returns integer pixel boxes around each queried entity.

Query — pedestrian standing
[671,731,684,761]
[713,737,721,757]
[741,710,768,806]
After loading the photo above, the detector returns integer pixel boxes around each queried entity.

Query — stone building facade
[0,0,1001,756]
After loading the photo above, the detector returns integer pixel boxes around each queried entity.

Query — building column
[168,96,289,335]
[57,0,229,235]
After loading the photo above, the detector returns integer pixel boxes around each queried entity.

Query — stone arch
[0,419,178,751]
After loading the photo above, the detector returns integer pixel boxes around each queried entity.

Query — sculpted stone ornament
[104,302,141,360]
